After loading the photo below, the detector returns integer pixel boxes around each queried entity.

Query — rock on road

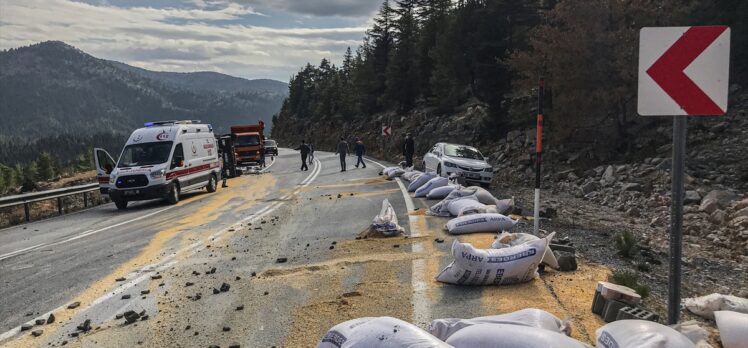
[0,149,607,347]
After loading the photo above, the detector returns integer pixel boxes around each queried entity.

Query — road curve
[0,148,607,347]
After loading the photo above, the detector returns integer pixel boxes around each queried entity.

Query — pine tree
[366,0,396,110]
[386,0,421,111]
[36,152,55,181]
[21,161,38,192]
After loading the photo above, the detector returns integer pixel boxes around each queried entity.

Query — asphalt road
[0,148,607,347]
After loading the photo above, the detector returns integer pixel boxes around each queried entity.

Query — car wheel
[206,174,217,193]
[114,199,128,210]
[437,164,442,176]
[167,182,180,205]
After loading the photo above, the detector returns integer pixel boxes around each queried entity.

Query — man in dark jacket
[334,137,349,172]
[295,140,310,171]
[354,138,366,168]
[403,132,415,168]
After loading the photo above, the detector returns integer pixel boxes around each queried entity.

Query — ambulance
[94,120,221,210]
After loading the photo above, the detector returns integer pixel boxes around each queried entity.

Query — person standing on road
[308,142,315,165]
[403,132,415,168]
[295,140,310,171]
[335,137,349,172]
[354,137,366,169]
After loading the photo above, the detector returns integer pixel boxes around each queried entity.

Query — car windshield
[265,140,276,147]
[236,135,260,146]
[444,144,484,160]
[117,141,173,167]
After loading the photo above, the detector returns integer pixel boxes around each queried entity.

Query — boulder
[581,181,599,194]
[601,165,616,186]
[700,190,739,213]
[684,190,701,205]
[621,183,642,192]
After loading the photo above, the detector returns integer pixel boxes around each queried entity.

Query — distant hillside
[108,61,288,95]
[0,41,287,165]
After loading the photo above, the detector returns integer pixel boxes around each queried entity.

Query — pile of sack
[684,293,748,348]
[316,308,706,347]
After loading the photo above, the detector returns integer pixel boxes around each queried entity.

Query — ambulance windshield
[118,141,174,167]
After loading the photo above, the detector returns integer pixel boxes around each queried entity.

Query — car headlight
[484,167,493,172]
[150,169,165,179]
[109,175,117,184]
[444,161,457,168]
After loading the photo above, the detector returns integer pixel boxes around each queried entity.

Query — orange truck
[230,120,265,168]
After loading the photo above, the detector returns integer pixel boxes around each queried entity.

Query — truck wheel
[206,174,217,193]
[167,183,180,205]
[114,199,128,210]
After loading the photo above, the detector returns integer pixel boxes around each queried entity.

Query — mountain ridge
[0,41,287,165]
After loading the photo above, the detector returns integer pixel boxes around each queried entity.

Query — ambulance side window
[171,143,184,169]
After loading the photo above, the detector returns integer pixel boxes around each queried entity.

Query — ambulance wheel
[114,199,128,210]
[206,174,217,193]
[167,183,180,205]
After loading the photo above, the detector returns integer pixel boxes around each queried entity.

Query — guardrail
[0,183,100,222]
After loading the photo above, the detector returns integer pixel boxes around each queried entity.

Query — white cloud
[0,0,367,80]
[240,0,381,17]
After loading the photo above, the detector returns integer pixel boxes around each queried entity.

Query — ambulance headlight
[109,175,116,184]
[150,169,165,179]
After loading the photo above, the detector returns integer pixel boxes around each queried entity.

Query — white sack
[445,323,590,348]
[427,185,459,200]
[415,177,449,198]
[369,199,404,237]
[492,232,559,270]
[382,166,399,176]
[457,204,499,216]
[317,316,452,348]
[447,196,485,216]
[714,311,748,348]
[402,170,423,182]
[387,168,406,179]
[435,233,553,285]
[408,173,437,192]
[671,321,712,348]
[428,308,571,341]
[684,293,748,319]
[427,190,480,217]
[445,214,517,235]
[595,320,695,348]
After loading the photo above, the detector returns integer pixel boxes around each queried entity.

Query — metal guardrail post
[58,197,63,215]
[83,192,88,208]
[24,203,30,222]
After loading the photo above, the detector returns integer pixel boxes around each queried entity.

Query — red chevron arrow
[646,26,727,115]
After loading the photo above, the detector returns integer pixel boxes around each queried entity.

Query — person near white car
[422,143,493,187]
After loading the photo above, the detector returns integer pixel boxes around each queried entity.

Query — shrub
[615,231,638,258]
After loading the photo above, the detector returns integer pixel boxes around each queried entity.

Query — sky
[0,0,381,82]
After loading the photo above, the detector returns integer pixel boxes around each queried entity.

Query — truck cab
[230,121,265,168]
[94,120,221,210]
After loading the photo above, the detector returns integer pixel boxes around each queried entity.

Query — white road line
[0,157,279,263]
[368,159,431,327]
[0,206,175,262]
[0,155,323,344]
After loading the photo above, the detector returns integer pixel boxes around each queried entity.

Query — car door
[93,148,116,192]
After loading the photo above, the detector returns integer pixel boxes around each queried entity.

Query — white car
[422,143,493,187]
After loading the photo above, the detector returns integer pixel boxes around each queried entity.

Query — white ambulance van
[94,120,221,210]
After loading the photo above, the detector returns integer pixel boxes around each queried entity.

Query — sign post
[534,79,544,235]
[638,25,730,324]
